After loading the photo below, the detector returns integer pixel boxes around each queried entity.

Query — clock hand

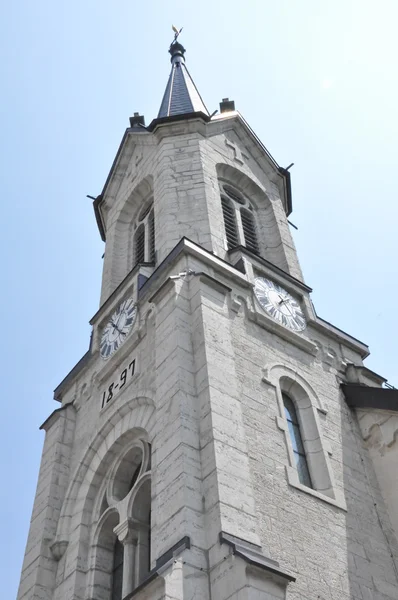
[110,321,125,335]
[283,302,294,317]
[276,295,294,317]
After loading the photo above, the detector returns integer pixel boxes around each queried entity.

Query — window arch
[268,369,346,510]
[282,393,312,488]
[220,184,259,254]
[89,439,152,599]
[132,201,155,267]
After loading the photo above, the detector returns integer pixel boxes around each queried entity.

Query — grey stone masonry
[97,112,302,306]
[18,110,398,600]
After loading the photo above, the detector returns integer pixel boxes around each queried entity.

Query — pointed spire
[157,39,209,119]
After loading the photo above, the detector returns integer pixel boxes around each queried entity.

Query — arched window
[132,202,155,266]
[89,440,152,600]
[283,393,312,488]
[273,373,346,509]
[220,185,259,254]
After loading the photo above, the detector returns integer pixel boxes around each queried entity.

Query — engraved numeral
[120,369,127,389]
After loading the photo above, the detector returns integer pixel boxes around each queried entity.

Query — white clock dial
[254,277,306,332]
[100,298,137,360]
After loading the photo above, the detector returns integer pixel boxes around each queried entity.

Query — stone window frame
[87,438,152,600]
[264,365,347,510]
[219,182,260,254]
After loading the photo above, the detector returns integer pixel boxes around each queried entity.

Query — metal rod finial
[171,25,183,43]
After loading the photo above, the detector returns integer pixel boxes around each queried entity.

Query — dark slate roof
[158,41,209,119]
[342,384,398,412]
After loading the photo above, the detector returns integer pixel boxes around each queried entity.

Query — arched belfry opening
[215,163,291,269]
[103,175,155,300]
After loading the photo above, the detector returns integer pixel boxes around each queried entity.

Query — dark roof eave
[92,128,130,241]
[234,113,293,216]
[342,384,398,412]
[93,194,105,241]
[93,126,149,241]
[147,111,211,132]
[278,167,293,216]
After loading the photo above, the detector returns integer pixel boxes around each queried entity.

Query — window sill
[285,466,347,511]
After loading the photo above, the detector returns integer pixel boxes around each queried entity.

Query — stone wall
[357,408,398,544]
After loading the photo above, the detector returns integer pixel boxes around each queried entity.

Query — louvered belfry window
[134,224,145,264]
[221,196,239,249]
[148,209,155,262]
[132,200,155,267]
[241,208,259,254]
[220,185,260,255]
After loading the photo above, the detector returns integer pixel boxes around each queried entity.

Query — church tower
[18,36,398,600]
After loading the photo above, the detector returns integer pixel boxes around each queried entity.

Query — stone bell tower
[17,34,398,600]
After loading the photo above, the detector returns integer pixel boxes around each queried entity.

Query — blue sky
[2,1,397,596]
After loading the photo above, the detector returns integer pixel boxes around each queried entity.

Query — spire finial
[171,25,183,42]
[156,27,209,119]
[169,25,185,63]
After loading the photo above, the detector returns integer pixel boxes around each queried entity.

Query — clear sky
[1,0,397,596]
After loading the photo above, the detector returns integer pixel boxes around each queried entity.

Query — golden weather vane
[172,25,183,42]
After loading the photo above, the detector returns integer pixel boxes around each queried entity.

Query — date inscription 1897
[101,359,136,409]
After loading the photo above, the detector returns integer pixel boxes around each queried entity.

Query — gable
[206,113,292,215]
[93,128,155,240]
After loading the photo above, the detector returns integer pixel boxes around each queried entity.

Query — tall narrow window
[132,201,155,267]
[148,209,155,262]
[134,224,145,264]
[283,393,312,488]
[240,208,259,254]
[111,538,124,600]
[221,196,238,249]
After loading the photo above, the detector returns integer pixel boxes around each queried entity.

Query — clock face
[254,277,306,332]
[100,298,137,360]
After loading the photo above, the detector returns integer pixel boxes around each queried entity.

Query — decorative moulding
[50,540,68,561]
[247,306,317,356]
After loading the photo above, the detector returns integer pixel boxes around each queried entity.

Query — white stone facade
[17,112,398,600]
